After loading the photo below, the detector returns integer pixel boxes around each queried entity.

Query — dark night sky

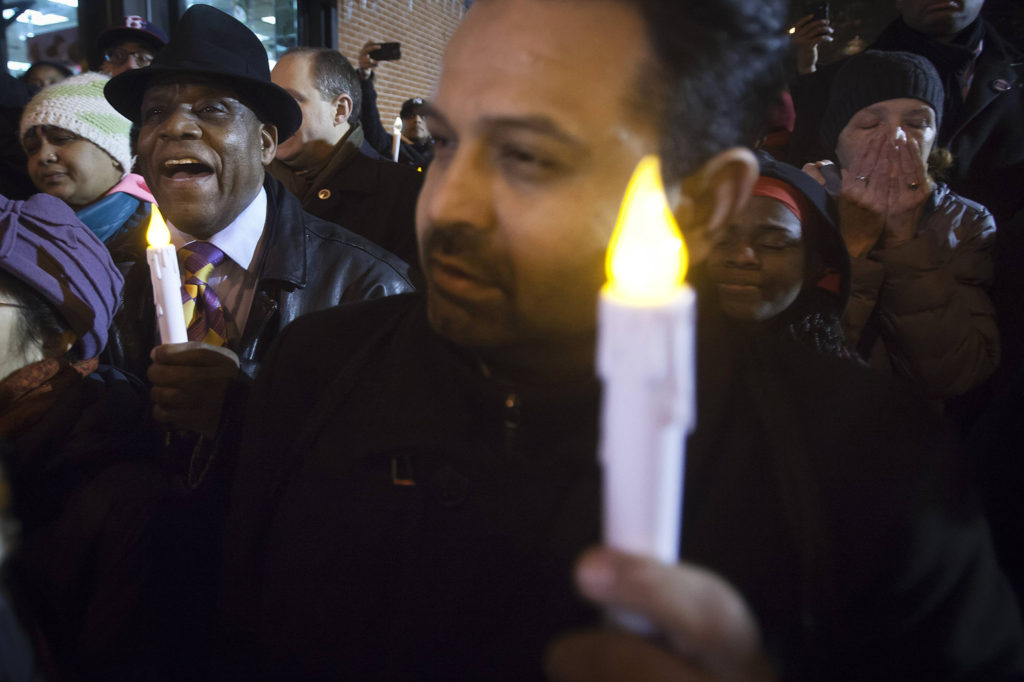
[791,0,1024,68]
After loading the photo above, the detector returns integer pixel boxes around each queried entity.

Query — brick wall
[337,0,467,129]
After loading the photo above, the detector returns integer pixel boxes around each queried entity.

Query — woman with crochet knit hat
[19,71,156,244]
[803,50,999,400]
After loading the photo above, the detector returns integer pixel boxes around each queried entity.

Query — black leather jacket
[105,173,416,380]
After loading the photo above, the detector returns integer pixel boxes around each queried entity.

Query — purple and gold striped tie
[179,241,228,347]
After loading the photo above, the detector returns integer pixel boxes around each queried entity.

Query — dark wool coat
[219,294,1024,681]
[269,125,423,270]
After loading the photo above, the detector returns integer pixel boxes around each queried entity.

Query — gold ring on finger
[856,175,870,184]
[908,181,921,190]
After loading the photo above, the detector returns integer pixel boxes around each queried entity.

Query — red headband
[751,176,811,223]
[752,176,842,295]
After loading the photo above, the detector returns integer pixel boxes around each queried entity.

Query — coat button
[431,464,470,507]
[317,189,331,199]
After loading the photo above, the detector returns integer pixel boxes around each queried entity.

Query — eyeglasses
[104,47,155,67]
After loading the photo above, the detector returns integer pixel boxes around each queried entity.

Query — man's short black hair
[281,47,363,122]
[628,0,788,182]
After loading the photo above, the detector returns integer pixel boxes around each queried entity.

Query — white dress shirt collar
[168,187,267,268]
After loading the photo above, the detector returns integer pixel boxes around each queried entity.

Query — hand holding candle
[392,116,403,162]
[145,205,188,345]
[597,155,697,633]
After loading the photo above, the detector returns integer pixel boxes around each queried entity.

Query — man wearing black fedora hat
[103,4,415,439]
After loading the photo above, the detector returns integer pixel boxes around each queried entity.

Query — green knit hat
[20,71,133,175]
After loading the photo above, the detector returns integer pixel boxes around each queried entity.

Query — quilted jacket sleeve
[843,190,1000,398]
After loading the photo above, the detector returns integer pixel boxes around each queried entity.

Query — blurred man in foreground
[220,0,1024,679]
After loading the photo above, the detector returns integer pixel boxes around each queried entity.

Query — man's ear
[668,147,758,267]
[260,123,279,166]
[333,93,354,127]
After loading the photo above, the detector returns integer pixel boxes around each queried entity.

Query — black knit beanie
[820,50,944,153]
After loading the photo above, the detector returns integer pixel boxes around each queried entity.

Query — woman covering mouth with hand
[20,72,155,245]
[803,50,999,400]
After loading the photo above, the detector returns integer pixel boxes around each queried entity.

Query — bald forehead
[277,50,313,71]
[450,1,649,98]
[453,0,648,57]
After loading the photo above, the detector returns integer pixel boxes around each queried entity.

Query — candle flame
[605,155,687,304]
[146,205,170,248]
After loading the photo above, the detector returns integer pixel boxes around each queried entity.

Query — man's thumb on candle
[572,546,775,682]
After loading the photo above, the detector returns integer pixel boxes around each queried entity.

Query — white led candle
[392,116,403,163]
[597,155,697,633]
[145,205,188,345]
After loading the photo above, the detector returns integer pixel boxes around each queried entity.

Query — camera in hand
[801,1,829,22]
[369,42,401,61]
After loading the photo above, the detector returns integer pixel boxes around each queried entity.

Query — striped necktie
[179,241,228,346]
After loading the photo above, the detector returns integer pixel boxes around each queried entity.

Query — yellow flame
[604,155,687,304]
[146,205,170,248]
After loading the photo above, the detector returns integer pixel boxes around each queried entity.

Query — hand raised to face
[835,130,929,256]
[837,134,890,258]
[882,135,928,247]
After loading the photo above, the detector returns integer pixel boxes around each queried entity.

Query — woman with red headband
[705,152,852,359]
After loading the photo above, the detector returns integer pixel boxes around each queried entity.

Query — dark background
[789,0,1024,67]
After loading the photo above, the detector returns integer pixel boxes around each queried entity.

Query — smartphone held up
[370,42,401,61]
[802,1,829,22]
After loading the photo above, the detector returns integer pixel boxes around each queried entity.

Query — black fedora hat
[104,4,301,140]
